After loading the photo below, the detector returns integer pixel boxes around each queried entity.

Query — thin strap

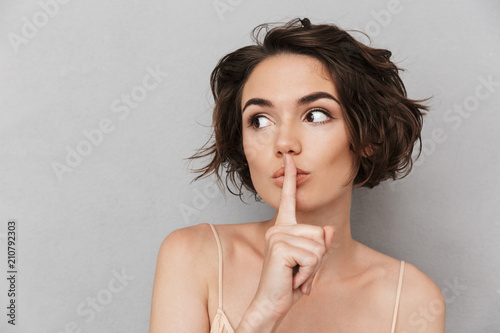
[208,223,224,310]
[390,260,405,333]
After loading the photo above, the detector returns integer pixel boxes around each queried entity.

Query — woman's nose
[275,122,301,156]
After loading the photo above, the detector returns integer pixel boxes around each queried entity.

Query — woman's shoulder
[156,223,222,287]
[157,222,262,300]
[361,244,443,294]
[166,222,254,241]
[160,222,257,264]
[160,223,215,254]
[397,261,446,327]
[361,245,445,330]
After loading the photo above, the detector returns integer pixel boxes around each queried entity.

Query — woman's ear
[361,145,374,158]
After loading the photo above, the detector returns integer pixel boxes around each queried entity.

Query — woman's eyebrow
[242,91,340,114]
[298,92,340,106]
[242,98,273,113]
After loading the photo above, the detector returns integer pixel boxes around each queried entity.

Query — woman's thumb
[323,226,335,249]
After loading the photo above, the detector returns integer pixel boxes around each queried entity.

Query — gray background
[0,0,499,332]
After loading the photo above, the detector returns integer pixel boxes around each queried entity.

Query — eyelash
[246,108,333,129]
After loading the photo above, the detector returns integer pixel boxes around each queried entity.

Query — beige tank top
[208,223,405,333]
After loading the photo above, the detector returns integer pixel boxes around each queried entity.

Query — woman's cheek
[244,129,275,159]
[248,165,278,207]
[242,136,261,164]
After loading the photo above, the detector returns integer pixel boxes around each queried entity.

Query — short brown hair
[188,18,428,199]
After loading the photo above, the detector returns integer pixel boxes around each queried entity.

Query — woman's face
[241,53,356,212]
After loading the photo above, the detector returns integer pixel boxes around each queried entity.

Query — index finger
[275,154,297,225]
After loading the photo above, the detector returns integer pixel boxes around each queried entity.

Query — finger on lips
[276,154,297,226]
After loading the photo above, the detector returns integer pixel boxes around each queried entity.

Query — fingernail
[283,154,287,167]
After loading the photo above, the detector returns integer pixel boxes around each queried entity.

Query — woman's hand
[251,154,335,321]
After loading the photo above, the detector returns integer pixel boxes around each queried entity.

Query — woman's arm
[149,225,211,332]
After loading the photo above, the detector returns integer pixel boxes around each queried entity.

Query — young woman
[149,18,445,333]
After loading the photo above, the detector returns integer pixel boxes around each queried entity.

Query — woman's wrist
[235,299,285,333]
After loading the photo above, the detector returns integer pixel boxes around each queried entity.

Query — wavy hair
[187,18,428,200]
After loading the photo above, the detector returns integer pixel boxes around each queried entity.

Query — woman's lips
[272,166,311,187]
[272,172,311,187]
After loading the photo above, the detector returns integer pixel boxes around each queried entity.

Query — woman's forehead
[241,54,338,107]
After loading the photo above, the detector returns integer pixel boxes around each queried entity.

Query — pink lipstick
[272,166,311,187]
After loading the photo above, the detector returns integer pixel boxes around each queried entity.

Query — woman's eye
[305,109,332,124]
[249,115,273,129]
